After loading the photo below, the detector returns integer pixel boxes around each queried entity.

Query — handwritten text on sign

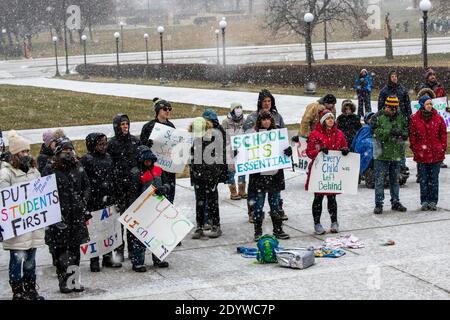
[231,128,292,175]
[411,97,450,132]
[308,151,360,195]
[292,137,310,172]
[0,175,61,240]
[80,206,123,260]
[149,123,193,173]
[118,185,194,261]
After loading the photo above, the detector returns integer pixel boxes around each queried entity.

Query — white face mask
[234,107,243,117]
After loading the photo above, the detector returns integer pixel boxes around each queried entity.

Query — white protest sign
[308,151,360,195]
[0,174,61,241]
[66,5,81,30]
[149,123,193,173]
[231,128,292,175]
[291,137,310,172]
[411,97,450,132]
[118,185,194,261]
[80,206,123,260]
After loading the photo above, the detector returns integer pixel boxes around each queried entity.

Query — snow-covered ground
[1,156,450,300]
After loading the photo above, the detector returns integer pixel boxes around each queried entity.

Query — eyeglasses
[162,107,172,112]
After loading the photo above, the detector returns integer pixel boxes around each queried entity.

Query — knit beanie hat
[153,97,171,116]
[54,137,74,155]
[424,68,436,80]
[202,109,218,122]
[384,96,399,107]
[8,130,30,155]
[319,110,334,125]
[322,94,337,105]
[42,130,54,147]
[230,102,242,112]
[419,95,432,108]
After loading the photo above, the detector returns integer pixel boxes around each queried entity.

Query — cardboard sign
[411,97,450,132]
[291,137,310,172]
[149,123,193,173]
[0,174,61,240]
[231,128,292,175]
[118,185,194,261]
[308,151,360,195]
[80,206,123,260]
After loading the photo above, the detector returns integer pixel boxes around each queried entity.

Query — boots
[271,212,290,240]
[229,185,241,200]
[10,280,26,300]
[102,254,122,268]
[153,255,169,268]
[90,258,101,272]
[58,273,72,294]
[279,199,288,221]
[247,202,255,224]
[253,218,263,241]
[23,277,45,300]
[238,183,248,199]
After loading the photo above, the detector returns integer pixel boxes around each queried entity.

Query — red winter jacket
[409,109,447,164]
[140,165,163,186]
[305,123,348,193]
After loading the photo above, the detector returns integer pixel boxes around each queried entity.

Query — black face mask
[61,151,77,167]
[19,155,32,172]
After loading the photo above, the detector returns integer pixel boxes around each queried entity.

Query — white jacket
[0,162,45,250]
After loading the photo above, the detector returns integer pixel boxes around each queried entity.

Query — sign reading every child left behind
[411,97,450,132]
[149,123,193,173]
[80,206,123,260]
[308,151,360,195]
[231,128,292,175]
[0,174,61,241]
[118,185,194,261]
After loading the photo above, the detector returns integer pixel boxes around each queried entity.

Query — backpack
[256,235,279,264]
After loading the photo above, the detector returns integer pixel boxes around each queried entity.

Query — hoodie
[377,71,412,118]
[243,89,285,131]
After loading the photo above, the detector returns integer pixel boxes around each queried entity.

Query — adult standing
[298,94,337,139]
[337,100,362,147]
[354,69,373,118]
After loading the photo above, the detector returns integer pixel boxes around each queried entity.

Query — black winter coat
[337,114,362,146]
[43,163,91,248]
[248,169,285,194]
[140,119,176,147]
[37,143,54,175]
[378,83,412,118]
[81,133,117,212]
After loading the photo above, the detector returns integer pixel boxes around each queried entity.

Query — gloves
[390,128,402,137]
[84,212,93,222]
[0,225,3,242]
[292,135,300,143]
[147,139,154,148]
[320,146,329,155]
[155,185,169,196]
[401,134,409,141]
[341,147,350,156]
[233,149,238,157]
[284,146,292,157]
[446,107,450,113]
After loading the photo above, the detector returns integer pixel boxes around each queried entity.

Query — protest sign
[118,186,194,261]
[80,206,123,260]
[149,123,193,173]
[291,137,310,172]
[231,128,292,175]
[0,174,61,240]
[411,97,450,131]
[308,151,360,195]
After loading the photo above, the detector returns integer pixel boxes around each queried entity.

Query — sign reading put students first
[231,128,292,175]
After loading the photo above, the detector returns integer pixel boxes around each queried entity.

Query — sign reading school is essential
[0,175,61,241]
[308,151,360,195]
[291,137,310,172]
[149,123,193,174]
[411,97,450,132]
[80,206,123,260]
[231,128,292,175]
[118,185,194,261]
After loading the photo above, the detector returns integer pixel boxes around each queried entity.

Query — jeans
[401,143,407,167]
[374,160,400,206]
[9,248,37,284]
[254,192,280,220]
[312,194,337,224]
[227,171,246,185]
[418,162,441,205]
[357,90,371,118]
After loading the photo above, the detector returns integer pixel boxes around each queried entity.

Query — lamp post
[119,21,125,53]
[144,33,149,65]
[63,23,69,74]
[419,18,424,55]
[81,35,89,79]
[157,26,165,64]
[114,32,121,80]
[215,29,220,65]
[1,29,7,60]
[304,13,315,78]
[219,18,227,67]
[420,0,432,69]
[324,13,329,60]
[52,36,61,77]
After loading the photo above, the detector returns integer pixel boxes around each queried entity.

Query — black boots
[90,258,101,272]
[247,202,255,224]
[271,212,290,240]
[58,272,84,294]
[253,218,263,241]
[23,277,44,300]
[102,255,122,268]
[10,281,26,300]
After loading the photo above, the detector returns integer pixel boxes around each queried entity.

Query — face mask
[234,108,243,117]
[61,151,76,165]
[19,155,32,169]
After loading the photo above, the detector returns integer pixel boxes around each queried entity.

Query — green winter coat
[373,112,409,161]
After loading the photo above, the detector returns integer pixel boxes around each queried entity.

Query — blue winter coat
[351,125,373,174]
[354,74,373,93]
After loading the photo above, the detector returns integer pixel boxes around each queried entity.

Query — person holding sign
[372,96,409,215]
[43,138,92,294]
[409,95,448,211]
[249,111,290,241]
[306,110,348,235]
[0,131,45,300]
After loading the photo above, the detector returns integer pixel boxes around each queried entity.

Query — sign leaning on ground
[411,97,450,132]
[118,185,194,261]
[231,128,292,175]
[308,151,360,195]
[0,175,61,240]
[149,123,193,173]
[80,206,123,260]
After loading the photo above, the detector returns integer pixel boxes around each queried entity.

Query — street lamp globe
[119,21,126,27]
[2,29,6,34]
[144,33,149,39]
[419,18,424,24]
[114,32,120,39]
[419,0,432,12]
[304,13,314,23]
[215,29,220,35]
[81,35,87,41]
[157,26,165,34]
[52,36,58,42]
[219,19,227,30]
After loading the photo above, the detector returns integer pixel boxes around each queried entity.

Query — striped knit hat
[384,96,399,108]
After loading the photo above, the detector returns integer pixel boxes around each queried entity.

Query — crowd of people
[0,69,448,300]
